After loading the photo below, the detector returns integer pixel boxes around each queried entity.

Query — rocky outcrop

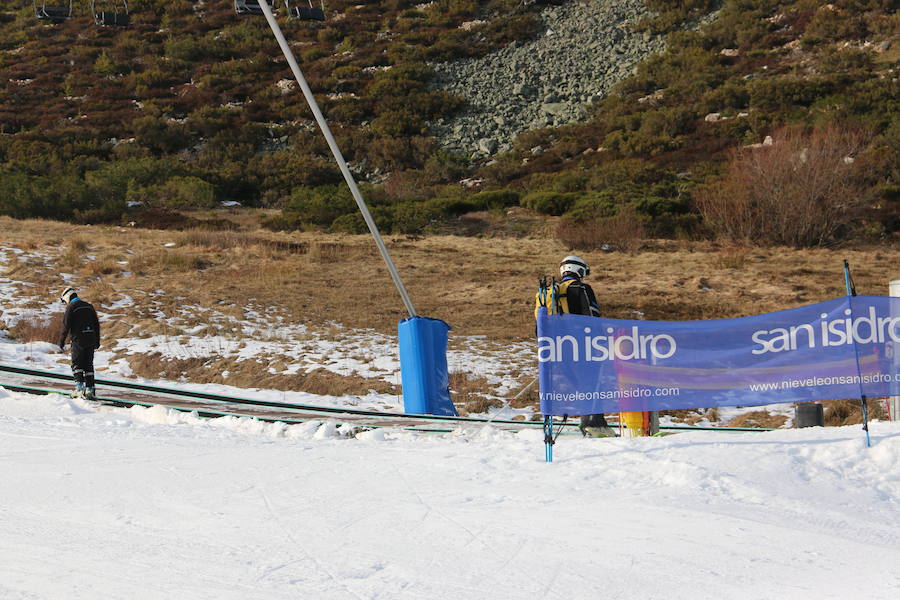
[429,0,664,158]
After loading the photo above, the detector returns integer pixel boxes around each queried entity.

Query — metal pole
[256,0,416,318]
[843,260,870,448]
[890,279,900,421]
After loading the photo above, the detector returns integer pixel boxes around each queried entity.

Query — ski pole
[843,260,870,448]
[544,415,553,462]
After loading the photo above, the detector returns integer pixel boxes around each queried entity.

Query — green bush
[371,111,426,137]
[564,194,619,222]
[391,201,443,234]
[748,77,839,112]
[423,196,479,216]
[283,185,358,228]
[0,170,125,223]
[301,47,331,62]
[329,208,394,234]
[164,35,231,62]
[127,176,218,209]
[85,157,186,202]
[469,190,520,211]
[521,191,580,215]
[422,151,470,183]
[329,213,368,234]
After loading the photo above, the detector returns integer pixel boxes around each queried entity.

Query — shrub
[423,196,479,216]
[469,189,520,211]
[422,151,469,184]
[370,110,426,137]
[391,200,443,234]
[329,208,394,234]
[521,191,580,215]
[0,171,95,220]
[694,124,872,247]
[127,176,218,209]
[748,77,838,112]
[282,185,362,228]
[563,194,619,222]
[556,206,646,254]
[261,213,303,232]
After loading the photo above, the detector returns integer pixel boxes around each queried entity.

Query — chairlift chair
[234,0,265,15]
[33,0,73,21]
[284,0,324,22]
[91,0,129,26]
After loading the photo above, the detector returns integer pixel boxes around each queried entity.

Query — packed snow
[1,388,898,599]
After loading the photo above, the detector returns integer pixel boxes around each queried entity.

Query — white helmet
[60,287,77,304]
[559,255,590,279]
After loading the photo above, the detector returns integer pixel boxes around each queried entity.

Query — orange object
[620,411,650,437]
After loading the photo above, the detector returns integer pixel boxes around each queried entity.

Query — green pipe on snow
[0,364,775,433]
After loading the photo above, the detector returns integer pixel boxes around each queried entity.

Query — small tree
[695,125,871,247]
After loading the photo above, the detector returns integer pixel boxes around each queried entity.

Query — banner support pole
[843,259,871,448]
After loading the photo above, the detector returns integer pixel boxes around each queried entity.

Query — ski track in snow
[0,390,898,599]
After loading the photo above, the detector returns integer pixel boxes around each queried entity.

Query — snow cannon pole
[843,260,871,448]
[257,0,415,319]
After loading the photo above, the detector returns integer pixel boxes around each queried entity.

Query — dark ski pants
[580,413,610,429]
[70,342,95,388]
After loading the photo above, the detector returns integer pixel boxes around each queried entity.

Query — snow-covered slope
[1,388,898,599]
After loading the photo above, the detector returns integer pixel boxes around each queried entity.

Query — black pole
[843,260,871,448]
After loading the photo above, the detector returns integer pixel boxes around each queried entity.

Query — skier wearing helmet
[556,255,600,317]
[535,256,615,437]
[58,287,101,401]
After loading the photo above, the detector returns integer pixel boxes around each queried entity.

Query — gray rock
[477,138,498,154]
[541,102,570,116]
[428,0,666,157]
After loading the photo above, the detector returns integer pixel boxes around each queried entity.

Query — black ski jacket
[59,299,101,349]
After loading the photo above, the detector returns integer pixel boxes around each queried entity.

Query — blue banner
[537,295,900,416]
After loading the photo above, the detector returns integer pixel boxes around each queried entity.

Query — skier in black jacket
[556,256,615,438]
[58,287,101,400]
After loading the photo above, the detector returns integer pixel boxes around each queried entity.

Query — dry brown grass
[82,254,121,277]
[126,353,399,395]
[714,243,751,270]
[181,229,310,255]
[556,207,646,254]
[725,411,790,429]
[449,372,502,416]
[2,215,899,415]
[823,398,889,426]
[11,220,900,335]
[7,313,64,344]
[3,219,895,343]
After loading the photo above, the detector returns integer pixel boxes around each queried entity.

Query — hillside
[0,1,897,245]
